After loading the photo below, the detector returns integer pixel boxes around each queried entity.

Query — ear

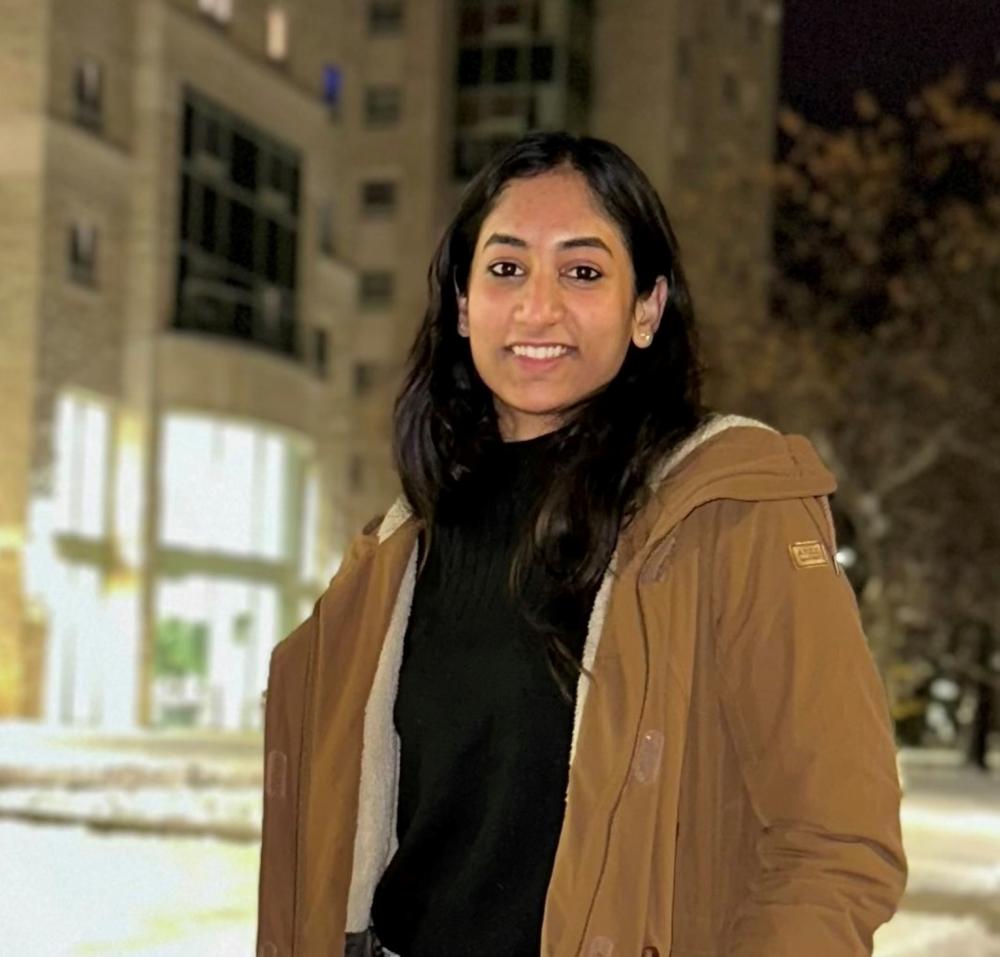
[632,275,669,347]
[457,293,470,337]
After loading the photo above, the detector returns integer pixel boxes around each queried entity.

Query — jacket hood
[641,412,836,535]
[376,412,838,549]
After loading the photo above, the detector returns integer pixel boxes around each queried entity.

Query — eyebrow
[482,232,615,257]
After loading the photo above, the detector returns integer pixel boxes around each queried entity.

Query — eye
[567,265,602,282]
[487,261,524,278]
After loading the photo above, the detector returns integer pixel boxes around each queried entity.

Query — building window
[360,180,397,216]
[353,362,377,395]
[73,59,103,132]
[311,327,328,377]
[530,44,554,82]
[198,0,233,23]
[160,413,295,560]
[677,38,691,79]
[348,455,365,492]
[723,71,740,108]
[454,135,491,179]
[368,0,403,34]
[359,271,395,310]
[460,5,484,38]
[175,88,301,360]
[493,2,525,26]
[54,392,110,538]
[567,50,591,101]
[457,94,481,126]
[266,6,289,62]
[68,223,98,286]
[318,203,335,256]
[493,46,521,83]
[458,48,484,86]
[365,86,402,127]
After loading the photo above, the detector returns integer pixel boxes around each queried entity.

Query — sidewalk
[0,721,263,841]
[1,722,999,954]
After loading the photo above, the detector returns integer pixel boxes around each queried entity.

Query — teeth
[511,345,570,359]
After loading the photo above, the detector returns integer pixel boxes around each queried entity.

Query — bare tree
[721,71,1000,683]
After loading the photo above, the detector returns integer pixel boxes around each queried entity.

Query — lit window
[359,271,394,309]
[198,0,233,23]
[266,6,289,61]
[299,463,319,580]
[360,180,397,216]
[153,576,280,731]
[322,64,342,115]
[73,59,103,132]
[160,414,296,561]
[54,392,110,538]
[68,223,98,286]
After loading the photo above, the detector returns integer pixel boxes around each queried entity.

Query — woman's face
[458,168,668,442]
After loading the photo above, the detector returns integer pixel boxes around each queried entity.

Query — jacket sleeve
[256,516,385,957]
[714,495,907,957]
[256,606,318,957]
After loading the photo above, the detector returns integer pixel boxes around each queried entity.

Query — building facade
[0,0,782,729]
[1,0,358,728]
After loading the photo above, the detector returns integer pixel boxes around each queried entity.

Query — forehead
[477,169,624,248]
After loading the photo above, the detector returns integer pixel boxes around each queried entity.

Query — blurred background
[0,0,997,954]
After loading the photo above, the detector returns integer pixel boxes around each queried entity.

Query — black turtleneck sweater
[370,427,594,957]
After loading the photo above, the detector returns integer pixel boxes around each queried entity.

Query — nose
[515,269,565,327]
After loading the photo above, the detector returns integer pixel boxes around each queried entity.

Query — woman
[256,132,906,957]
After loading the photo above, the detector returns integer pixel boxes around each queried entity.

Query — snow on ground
[0,727,997,955]
[876,912,1000,957]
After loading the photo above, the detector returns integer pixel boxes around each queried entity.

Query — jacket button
[587,935,615,956]
[631,728,664,785]
[265,749,288,799]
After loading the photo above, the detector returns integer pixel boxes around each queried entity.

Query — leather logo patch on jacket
[788,539,830,569]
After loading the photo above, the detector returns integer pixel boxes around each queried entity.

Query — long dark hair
[392,130,707,701]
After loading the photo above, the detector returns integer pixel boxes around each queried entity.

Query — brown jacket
[256,414,907,957]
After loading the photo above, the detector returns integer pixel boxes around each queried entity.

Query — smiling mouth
[508,344,575,359]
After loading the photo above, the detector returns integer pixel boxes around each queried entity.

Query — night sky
[780,0,1000,130]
